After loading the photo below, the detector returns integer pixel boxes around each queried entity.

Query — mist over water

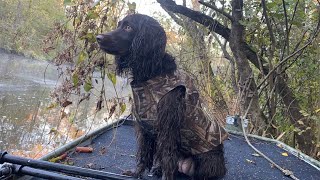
[0,50,130,158]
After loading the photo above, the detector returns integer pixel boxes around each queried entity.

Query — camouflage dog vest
[131,70,228,155]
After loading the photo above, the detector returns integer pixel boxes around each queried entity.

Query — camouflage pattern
[131,70,228,155]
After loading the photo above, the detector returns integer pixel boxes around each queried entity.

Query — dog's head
[96,14,168,79]
[97,14,167,57]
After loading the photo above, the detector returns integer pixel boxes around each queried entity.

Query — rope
[240,98,300,180]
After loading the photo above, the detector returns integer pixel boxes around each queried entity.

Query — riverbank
[0,46,51,61]
[0,50,130,159]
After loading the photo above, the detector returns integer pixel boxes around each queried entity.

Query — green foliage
[77,51,87,65]
[127,2,136,13]
[0,0,65,59]
[241,0,320,157]
[63,0,73,6]
[43,0,132,121]
[72,73,79,86]
[84,78,92,92]
[290,52,320,115]
[107,73,117,86]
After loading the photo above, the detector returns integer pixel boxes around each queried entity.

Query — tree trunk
[277,75,316,154]
[165,9,229,119]
[157,0,317,156]
[229,0,266,132]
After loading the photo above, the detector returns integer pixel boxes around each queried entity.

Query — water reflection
[0,50,130,158]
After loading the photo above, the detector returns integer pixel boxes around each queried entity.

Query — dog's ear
[130,17,167,64]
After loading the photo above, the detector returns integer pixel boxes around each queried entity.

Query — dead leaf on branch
[48,128,59,135]
[61,100,73,107]
[60,110,68,119]
[96,98,103,111]
[79,93,90,104]
[108,104,117,119]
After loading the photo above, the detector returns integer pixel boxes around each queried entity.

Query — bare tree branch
[288,0,300,36]
[198,0,233,21]
[157,0,271,74]
[258,21,320,89]
[281,0,290,58]
[157,0,231,40]
[261,0,275,61]
[261,0,277,118]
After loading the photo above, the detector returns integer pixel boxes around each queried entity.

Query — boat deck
[57,122,319,180]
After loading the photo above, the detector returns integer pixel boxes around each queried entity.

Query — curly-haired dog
[97,14,228,179]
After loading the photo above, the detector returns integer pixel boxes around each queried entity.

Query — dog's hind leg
[155,86,186,180]
[192,144,226,179]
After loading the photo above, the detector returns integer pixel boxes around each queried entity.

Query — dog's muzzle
[96,34,105,44]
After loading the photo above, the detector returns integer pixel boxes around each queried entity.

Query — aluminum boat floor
[52,123,319,180]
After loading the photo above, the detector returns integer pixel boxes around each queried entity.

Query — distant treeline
[0,0,65,60]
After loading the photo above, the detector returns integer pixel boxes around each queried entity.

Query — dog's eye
[123,25,133,32]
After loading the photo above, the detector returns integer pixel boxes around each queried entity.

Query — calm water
[0,50,130,158]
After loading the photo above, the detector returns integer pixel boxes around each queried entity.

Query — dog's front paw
[122,170,135,176]
[122,170,143,178]
[122,166,145,178]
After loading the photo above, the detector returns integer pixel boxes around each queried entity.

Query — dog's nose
[96,34,104,43]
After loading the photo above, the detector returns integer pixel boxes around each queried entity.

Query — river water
[0,50,130,158]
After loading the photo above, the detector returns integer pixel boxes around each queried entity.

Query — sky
[91,0,186,17]
[133,0,166,16]
[132,0,186,16]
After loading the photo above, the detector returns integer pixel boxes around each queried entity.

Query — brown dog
[97,14,228,179]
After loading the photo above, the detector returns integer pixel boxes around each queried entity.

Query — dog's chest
[131,75,177,122]
[131,85,157,122]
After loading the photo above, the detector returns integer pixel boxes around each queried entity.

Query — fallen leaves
[122,170,135,176]
[246,159,256,164]
[277,143,283,148]
[49,153,68,163]
[86,163,95,169]
[99,147,107,155]
[251,153,261,157]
